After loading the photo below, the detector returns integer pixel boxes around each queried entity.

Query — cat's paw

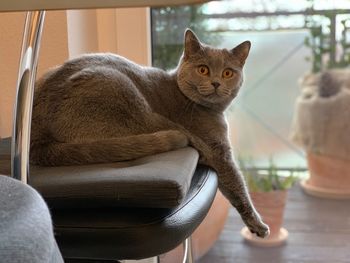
[155,130,189,150]
[245,217,270,238]
[167,130,189,148]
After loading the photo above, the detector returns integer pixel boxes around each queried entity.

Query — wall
[0,11,69,137]
[68,8,151,64]
[0,8,150,138]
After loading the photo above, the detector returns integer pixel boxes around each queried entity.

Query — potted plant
[291,6,350,199]
[239,157,297,247]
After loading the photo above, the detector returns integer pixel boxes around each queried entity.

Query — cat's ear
[231,41,251,66]
[184,29,202,59]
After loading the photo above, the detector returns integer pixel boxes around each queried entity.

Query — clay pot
[241,190,288,247]
[160,190,230,262]
[250,190,287,238]
[307,152,350,191]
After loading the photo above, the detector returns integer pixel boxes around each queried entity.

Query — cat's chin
[189,92,230,110]
[201,96,229,107]
[179,84,231,110]
[196,89,230,104]
[197,86,215,96]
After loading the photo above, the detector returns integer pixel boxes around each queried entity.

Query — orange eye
[222,68,234,79]
[197,65,209,76]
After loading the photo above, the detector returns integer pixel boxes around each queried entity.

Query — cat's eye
[222,68,234,79]
[197,65,209,76]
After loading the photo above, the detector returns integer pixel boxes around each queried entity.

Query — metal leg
[182,237,194,263]
[121,258,158,263]
[121,240,193,263]
[11,11,46,183]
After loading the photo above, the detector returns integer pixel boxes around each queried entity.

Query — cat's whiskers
[197,84,215,96]
[184,80,195,89]
[216,87,231,98]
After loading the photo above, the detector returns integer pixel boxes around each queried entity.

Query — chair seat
[54,165,217,260]
[0,137,199,208]
[31,147,199,208]
[0,137,218,260]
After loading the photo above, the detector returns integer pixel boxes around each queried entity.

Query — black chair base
[54,166,217,260]
[0,137,218,261]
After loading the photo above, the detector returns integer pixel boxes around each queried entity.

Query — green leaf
[259,177,273,192]
[280,175,297,190]
[239,155,299,192]
[247,172,259,192]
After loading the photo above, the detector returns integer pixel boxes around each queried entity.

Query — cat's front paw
[155,130,189,150]
[167,130,189,148]
[245,217,270,238]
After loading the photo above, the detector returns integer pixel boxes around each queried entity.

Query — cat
[30,29,269,238]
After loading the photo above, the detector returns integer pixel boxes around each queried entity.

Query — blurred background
[151,0,350,170]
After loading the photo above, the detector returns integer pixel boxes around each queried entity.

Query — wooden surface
[0,0,207,12]
[199,185,350,263]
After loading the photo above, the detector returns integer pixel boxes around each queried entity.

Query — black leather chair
[0,137,218,262]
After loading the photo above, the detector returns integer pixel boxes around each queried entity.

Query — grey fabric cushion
[0,175,64,263]
[0,138,199,208]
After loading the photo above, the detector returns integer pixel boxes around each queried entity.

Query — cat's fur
[30,29,269,237]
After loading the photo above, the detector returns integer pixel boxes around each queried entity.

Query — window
[151,0,350,169]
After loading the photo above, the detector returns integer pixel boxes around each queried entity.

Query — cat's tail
[30,130,188,166]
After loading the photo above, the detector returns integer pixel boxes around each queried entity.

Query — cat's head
[177,29,250,111]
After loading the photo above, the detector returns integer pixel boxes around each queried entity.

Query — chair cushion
[0,137,199,208]
[54,165,218,260]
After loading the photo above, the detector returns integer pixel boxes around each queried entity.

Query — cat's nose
[211,82,220,89]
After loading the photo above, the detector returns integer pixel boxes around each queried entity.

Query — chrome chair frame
[11,11,45,184]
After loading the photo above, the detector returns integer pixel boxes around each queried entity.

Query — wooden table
[0,0,205,12]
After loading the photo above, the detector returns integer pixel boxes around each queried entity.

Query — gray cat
[30,29,269,238]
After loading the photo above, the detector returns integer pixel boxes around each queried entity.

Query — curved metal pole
[182,237,194,263]
[11,11,46,183]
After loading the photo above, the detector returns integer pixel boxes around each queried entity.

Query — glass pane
[151,1,350,169]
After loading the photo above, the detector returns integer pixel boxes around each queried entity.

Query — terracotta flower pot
[241,190,288,247]
[160,190,230,262]
[301,152,350,199]
[251,190,287,237]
